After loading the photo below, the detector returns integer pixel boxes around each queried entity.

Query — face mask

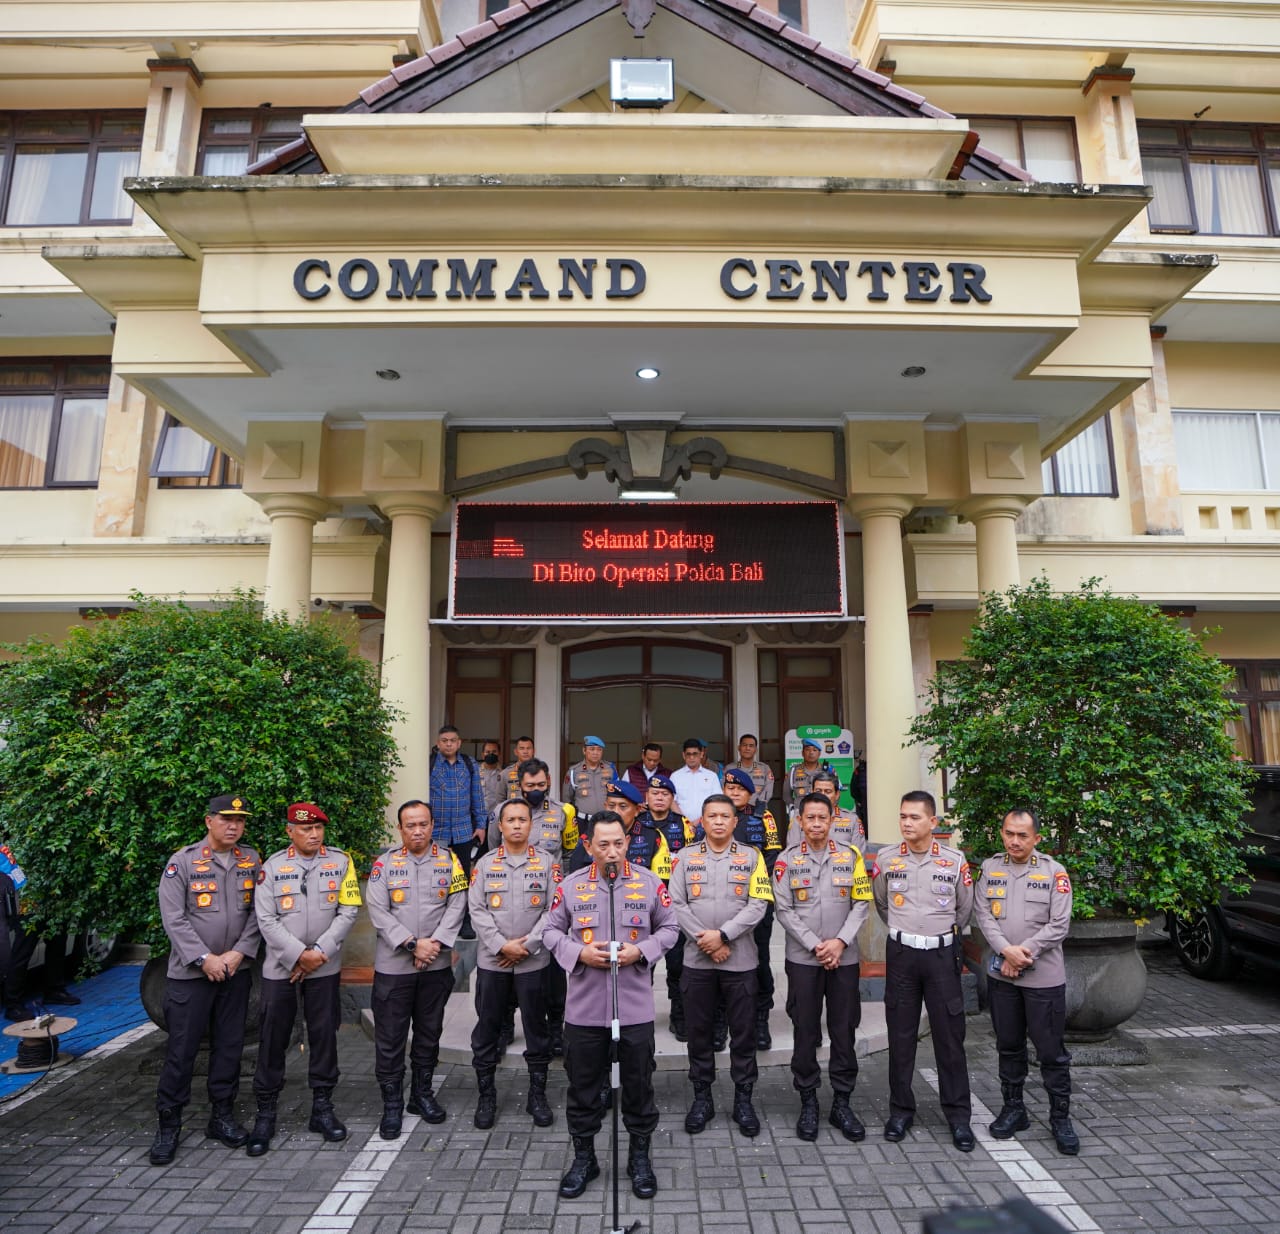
[482,753,499,765]
[525,789,547,808]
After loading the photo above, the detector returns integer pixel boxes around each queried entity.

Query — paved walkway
[0,944,1277,1234]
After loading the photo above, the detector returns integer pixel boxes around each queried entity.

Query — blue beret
[583,735,606,748]
[649,774,677,794]
[605,780,644,805]
[724,768,756,792]
[801,738,823,750]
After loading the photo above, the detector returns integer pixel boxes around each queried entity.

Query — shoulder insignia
[773,859,787,882]
[256,869,266,885]
[370,860,383,881]
[550,886,563,910]
[658,884,672,908]
[961,862,973,887]
[1055,872,1072,894]
[164,864,178,878]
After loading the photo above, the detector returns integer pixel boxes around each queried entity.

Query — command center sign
[450,502,844,621]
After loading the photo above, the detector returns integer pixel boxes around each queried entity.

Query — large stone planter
[140,954,266,1041]
[1062,917,1147,1042]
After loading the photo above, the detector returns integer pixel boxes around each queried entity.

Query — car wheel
[1169,909,1243,980]
[79,929,119,968]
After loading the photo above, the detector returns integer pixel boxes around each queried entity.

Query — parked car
[1169,766,1280,978]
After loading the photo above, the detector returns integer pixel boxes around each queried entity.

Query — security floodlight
[610,58,675,109]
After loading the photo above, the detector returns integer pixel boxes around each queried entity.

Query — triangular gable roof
[253,0,1029,181]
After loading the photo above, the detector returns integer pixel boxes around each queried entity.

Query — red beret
[286,802,329,824]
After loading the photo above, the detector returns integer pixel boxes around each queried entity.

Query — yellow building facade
[2,0,1277,839]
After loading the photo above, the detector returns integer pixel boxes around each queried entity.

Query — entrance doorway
[561,639,731,778]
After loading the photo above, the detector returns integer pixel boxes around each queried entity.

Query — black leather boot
[407,1067,446,1123]
[796,1087,819,1141]
[829,1091,866,1142]
[308,1087,348,1142]
[627,1133,658,1198]
[474,1068,498,1129]
[205,1099,248,1148]
[558,1134,600,1198]
[668,994,687,1043]
[755,1007,772,1051]
[245,1094,277,1157]
[732,1083,761,1137]
[379,1078,404,1140]
[990,1082,1031,1139]
[1050,1096,1080,1155]
[525,1067,553,1128]
[149,1107,182,1166]
[684,1082,715,1133]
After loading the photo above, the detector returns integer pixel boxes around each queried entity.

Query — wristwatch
[193,953,209,968]
[402,936,418,953]
[718,930,729,949]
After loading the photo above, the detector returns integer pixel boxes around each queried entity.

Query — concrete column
[373,492,445,818]
[92,375,154,537]
[847,494,919,844]
[956,495,1030,598]
[1119,334,1184,535]
[259,494,331,619]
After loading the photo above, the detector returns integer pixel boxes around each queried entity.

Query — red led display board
[449,501,845,622]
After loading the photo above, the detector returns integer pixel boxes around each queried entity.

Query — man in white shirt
[669,737,722,824]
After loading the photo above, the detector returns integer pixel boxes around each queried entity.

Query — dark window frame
[0,356,111,490]
[1224,660,1280,767]
[444,647,537,763]
[150,412,243,489]
[0,111,144,227]
[968,114,1082,181]
[1042,414,1119,498]
[196,107,324,174]
[1138,120,1280,238]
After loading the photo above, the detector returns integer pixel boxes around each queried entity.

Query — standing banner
[783,725,857,812]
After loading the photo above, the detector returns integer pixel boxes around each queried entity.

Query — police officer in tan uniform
[773,792,873,1143]
[783,738,828,811]
[871,790,976,1151]
[250,802,361,1155]
[150,793,261,1166]
[469,798,559,1131]
[974,808,1079,1155]
[366,799,468,1138]
[561,735,617,820]
[723,733,775,808]
[668,793,773,1138]
[786,771,866,850]
[502,736,536,800]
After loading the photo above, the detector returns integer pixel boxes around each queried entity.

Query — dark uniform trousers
[255,973,342,1096]
[156,968,252,1110]
[785,960,860,1093]
[682,968,758,1086]
[884,938,971,1123]
[753,907,775,1011]
[987,978,1071,1098]
[371,968,455,1082]
[472,967,551,1071]
[665,932,685,1001]
[564,1022,658,1137]
[544,963,566,1026]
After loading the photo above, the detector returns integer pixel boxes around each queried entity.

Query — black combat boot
[627,1133,658,1199]
[148,1107,182,1166]
[668,993,687,1043]
[206,1098,249,1148]
[795,1087,819,1141]
[245,1094,277,1157]
[755,1007,772,1051]
[474,1069,498,1129]
[378,1078,404,1140]
[407,1066,447,1123]
[548,1017,565,1058]
[684,1082,715,1134]
[732,1083,761,1137]
[526,1066,553,1127]
[1049,1096,1080,1155]
[829,1091,866,1142]
[989,1082,1031,1139]
[308,1087,348,1142]
[558,1134,601,1198]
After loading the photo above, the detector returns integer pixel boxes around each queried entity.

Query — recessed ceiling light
[636,367,660,381]
[376,368,401,381]
[901,365,927,378]
[619,488,679,501]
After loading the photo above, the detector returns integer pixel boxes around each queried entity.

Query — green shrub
[907,577,1254,918]
[0,592,400,954]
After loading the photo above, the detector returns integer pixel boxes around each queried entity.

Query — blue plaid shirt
[429,752,487,846]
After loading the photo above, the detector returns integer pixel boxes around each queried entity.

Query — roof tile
[972,144,1035,182]
[918,102,955,119]
[456,20,500,48]
[851,64,892,88]
[780,26,821,52]
[390,54,433,84]
[717,0,757,12]
[247,136,311,175]
[428,38,466,65]
[490,2,530,28]
[359,74,400,105]
[884,81,926,106]
[814,45,859,71]
[747,7,786,32]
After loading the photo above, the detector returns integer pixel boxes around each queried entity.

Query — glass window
[151,413,243,488]
[567,644,643,679]
[0,112,142,226]
[1224,662,1280,766]
[1140,121,1280,237]
[970,116,1080,181]
[1042,417,1116,496]
[650,644,727,679]
[197,109,318,174]
[1173,410,1271,490]
[0,358,109,488]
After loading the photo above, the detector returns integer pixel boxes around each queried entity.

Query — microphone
[604,861,619,883]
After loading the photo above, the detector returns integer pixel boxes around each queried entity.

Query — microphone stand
[604,862,640,1234]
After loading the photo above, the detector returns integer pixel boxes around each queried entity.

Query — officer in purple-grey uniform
[543,811,678,1202]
